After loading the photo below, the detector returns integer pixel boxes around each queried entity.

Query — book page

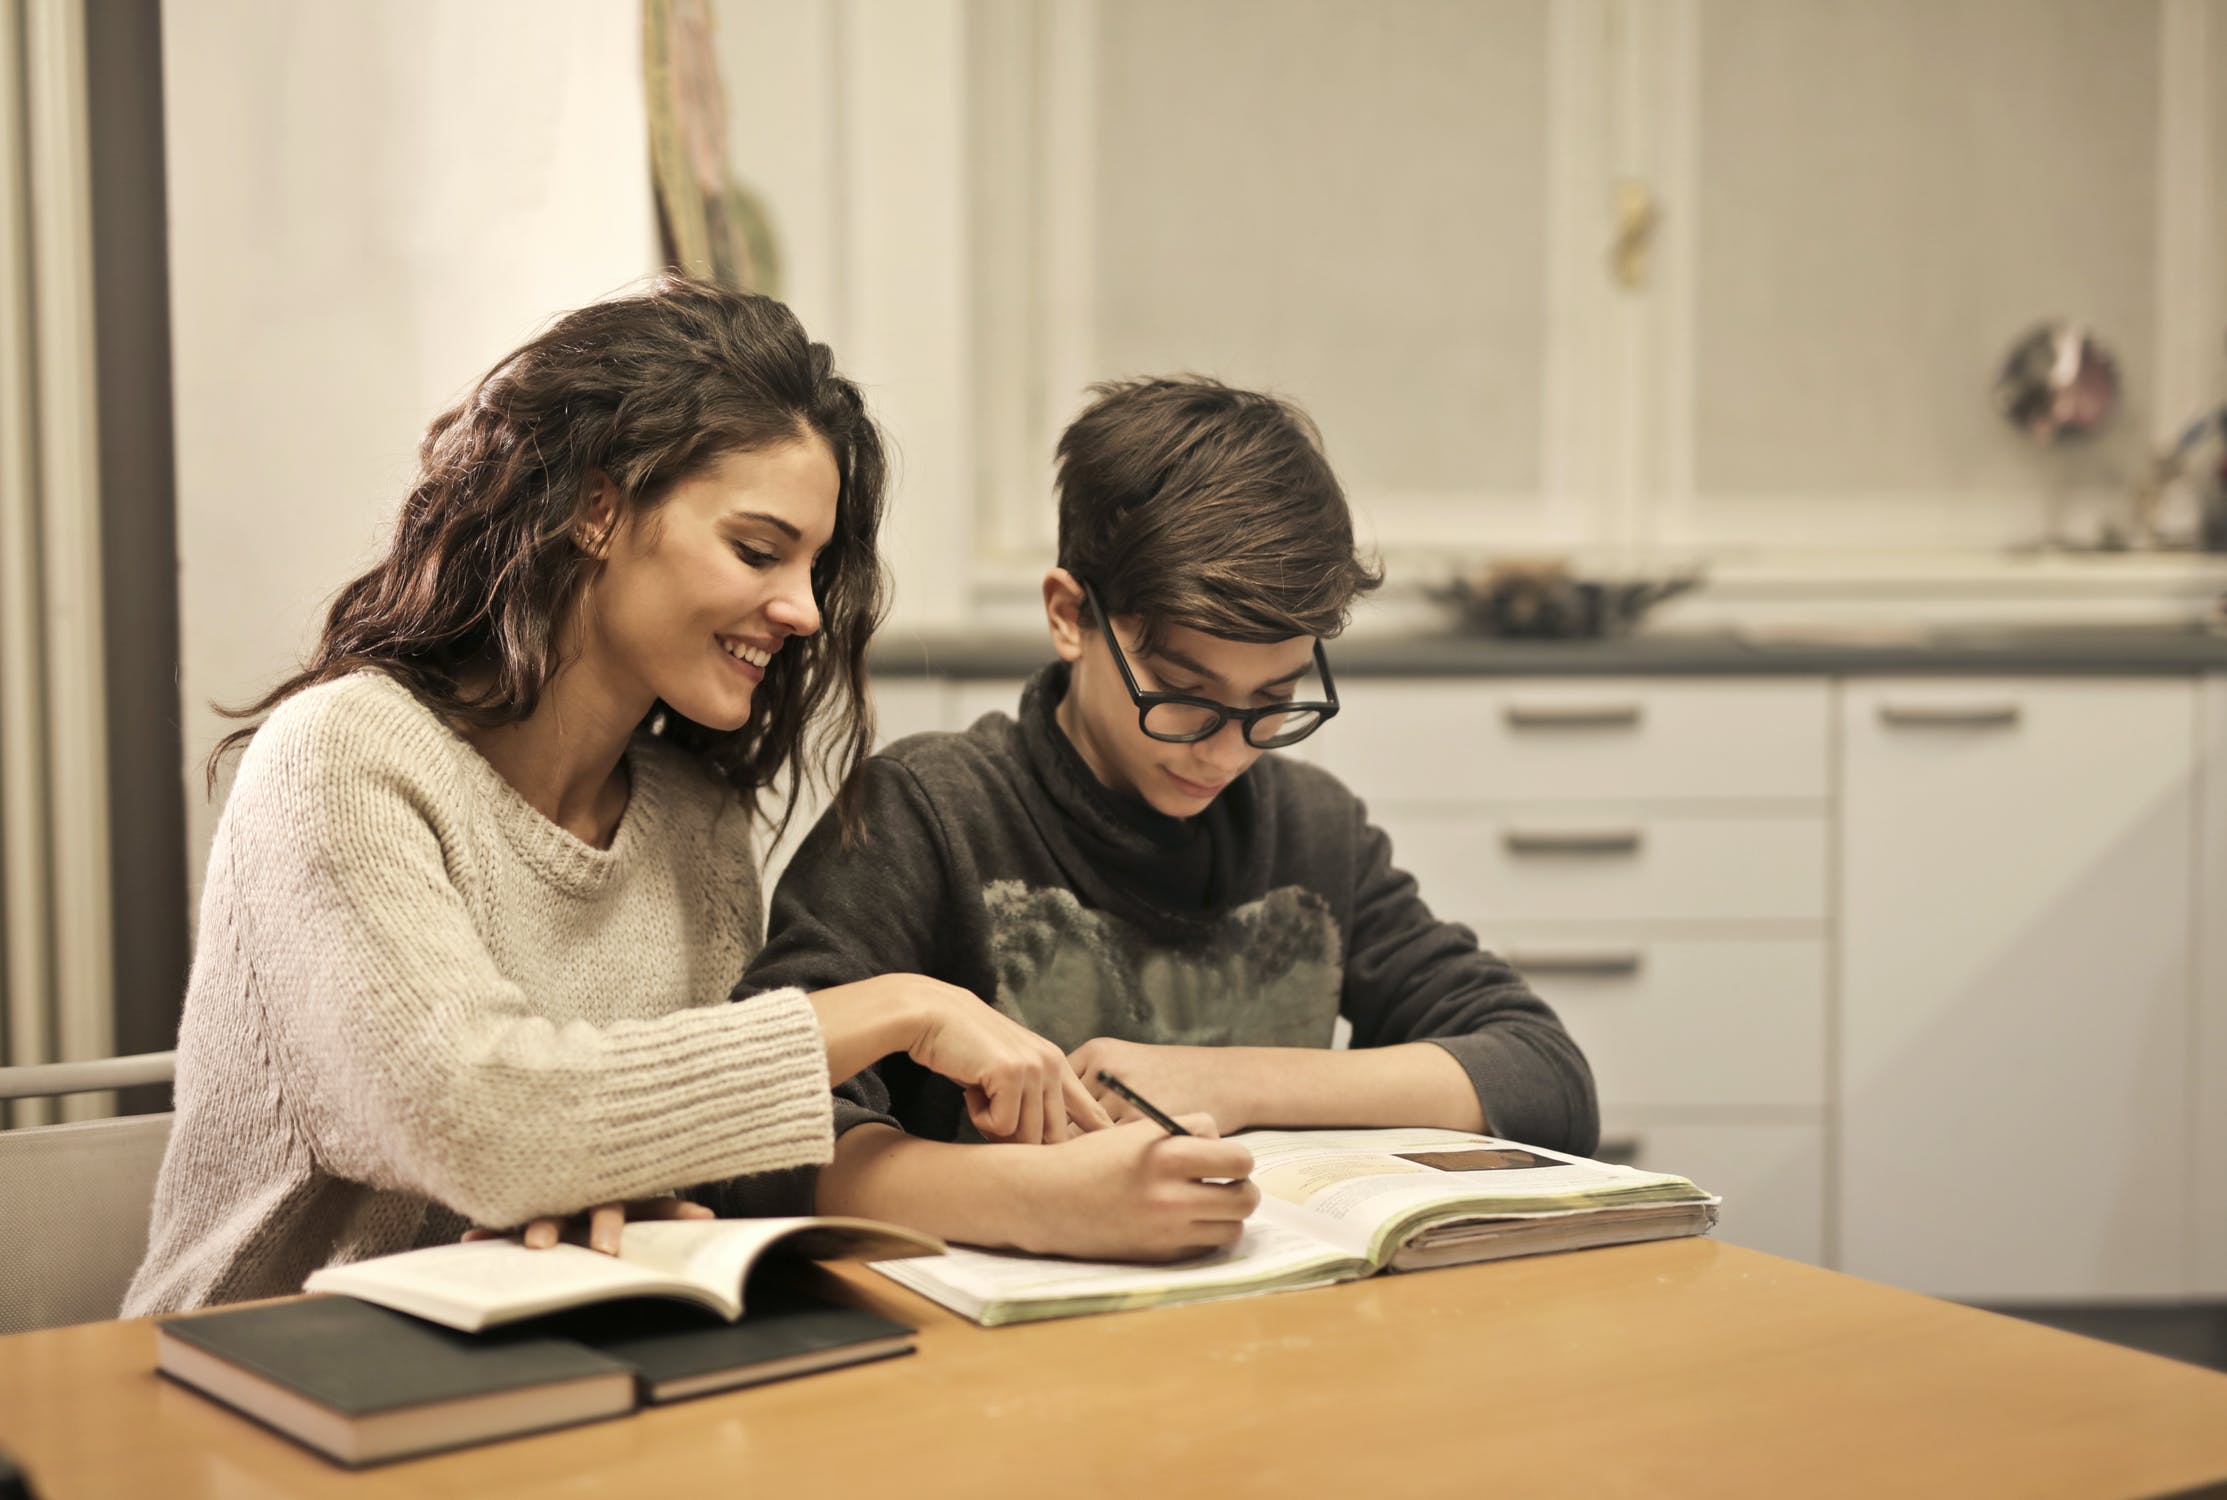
[304,1217,944,1332]
[613,1217,946,1318]
[1240,1128,1712,1266]
[875,1219,1362,1326]
[305,1241,685,1332]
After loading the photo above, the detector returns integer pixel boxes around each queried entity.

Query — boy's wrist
[977,1145,1057,1255]
[1205,1047,1274,1134]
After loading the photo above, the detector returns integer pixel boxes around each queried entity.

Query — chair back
[0,1053,175,1335]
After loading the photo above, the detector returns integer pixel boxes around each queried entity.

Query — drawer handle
[1503,828,1644,856]
[1504,703,1643,729]
[1878,702,2021,729]
[1594,1134,1644,1167]
[1506,948,1644,977]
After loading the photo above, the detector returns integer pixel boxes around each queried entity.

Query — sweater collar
[1018,661,1214,854]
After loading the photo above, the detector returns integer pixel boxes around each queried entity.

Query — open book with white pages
[304,1217,943,1333]
[874,1127,1719,1327]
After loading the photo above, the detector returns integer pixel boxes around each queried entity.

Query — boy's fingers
[524,1218,559,1250]
[589,1203,625,1255]
[1174,1111,1221,1139]
[1169,1137,1256,1181]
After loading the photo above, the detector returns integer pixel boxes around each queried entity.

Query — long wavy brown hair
[213,276,889,842]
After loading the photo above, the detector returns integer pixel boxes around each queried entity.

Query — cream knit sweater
[125,671,833,1315]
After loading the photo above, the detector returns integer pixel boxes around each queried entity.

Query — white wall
[164,1,659,903]
[713,0,978,636]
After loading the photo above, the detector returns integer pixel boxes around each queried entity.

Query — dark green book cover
[546,1287,915,1400]
[159,1297,633,1415]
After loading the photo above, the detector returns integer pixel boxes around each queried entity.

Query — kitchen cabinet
[954,0,2211,570]
[1311,676,1835,1265]
[1838,678,2196,1300]
[2195,676,2227,1300]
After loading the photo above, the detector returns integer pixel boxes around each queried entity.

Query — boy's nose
[1198,717,1256,772]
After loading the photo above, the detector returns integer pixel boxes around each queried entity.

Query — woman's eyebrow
[731,510,802,540]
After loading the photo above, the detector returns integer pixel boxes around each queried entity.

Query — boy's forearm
[1228,1043,1488,1134]
[814,1124,1033,1250]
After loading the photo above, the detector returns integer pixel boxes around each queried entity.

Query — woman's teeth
[721,639,771,668]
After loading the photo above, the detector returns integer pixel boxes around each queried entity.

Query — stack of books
[154,1217,941,1466]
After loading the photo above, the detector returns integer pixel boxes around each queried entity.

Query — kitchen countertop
[867,622,2227,678]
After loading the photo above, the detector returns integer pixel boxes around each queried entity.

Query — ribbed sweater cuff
[577,987,834,1199]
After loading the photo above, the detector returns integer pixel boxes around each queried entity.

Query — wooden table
[4,1239,2227,1499]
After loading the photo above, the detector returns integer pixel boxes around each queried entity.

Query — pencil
[1095,1071,1192,1136]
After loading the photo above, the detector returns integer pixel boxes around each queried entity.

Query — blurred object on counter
[1430,559,1705,639]
[1994,321,2119,445]
[2155,404,2227,551]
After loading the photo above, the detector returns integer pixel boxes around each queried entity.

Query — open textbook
[875,1127,1718,1327]
[304,1216,944,1333]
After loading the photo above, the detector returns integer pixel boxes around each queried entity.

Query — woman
[127,278,1105,1315]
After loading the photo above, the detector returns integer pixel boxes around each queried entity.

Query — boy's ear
[1043,568,1088,664]
[575,471,622,559]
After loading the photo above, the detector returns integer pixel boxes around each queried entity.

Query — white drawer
[1380,809,1828,923]
[1597,1121,1826,1267]
[1308,677,1831,803]
[1487,934,1826,1110]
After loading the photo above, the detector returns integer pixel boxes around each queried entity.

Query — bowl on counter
[1427,560,1706,639]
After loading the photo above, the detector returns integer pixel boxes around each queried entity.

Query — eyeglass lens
[1139,700,1327,747]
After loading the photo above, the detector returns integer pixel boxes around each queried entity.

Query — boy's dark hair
[1054,376,1382,654]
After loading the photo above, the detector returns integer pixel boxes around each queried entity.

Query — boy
[737,377,1597,1260]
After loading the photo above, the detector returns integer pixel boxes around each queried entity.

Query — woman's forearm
[805,980,926,1086]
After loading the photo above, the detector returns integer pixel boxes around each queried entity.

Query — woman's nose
[767,568,821,638]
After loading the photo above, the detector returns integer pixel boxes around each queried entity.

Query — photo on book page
[1395,1147,1560,1172]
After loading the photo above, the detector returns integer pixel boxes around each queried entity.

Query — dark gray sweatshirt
[734,661,1597,1189]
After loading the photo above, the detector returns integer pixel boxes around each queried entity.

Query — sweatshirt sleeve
[1339,798,1601,1156]
[699,756,964,1216]
[234,696,835,1231]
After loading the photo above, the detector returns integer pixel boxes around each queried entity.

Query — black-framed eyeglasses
[1078,579,1340,749]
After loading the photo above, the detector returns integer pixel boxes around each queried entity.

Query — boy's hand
[1068,1037,1252,1134]
[1004,1116,1259,1261]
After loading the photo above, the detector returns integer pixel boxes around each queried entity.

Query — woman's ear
[1043,568,1088,664]
[575,472,622,559]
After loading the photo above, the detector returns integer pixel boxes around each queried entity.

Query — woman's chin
[663,690,754,735]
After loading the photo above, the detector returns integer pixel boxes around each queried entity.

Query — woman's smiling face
[579,434,839,732]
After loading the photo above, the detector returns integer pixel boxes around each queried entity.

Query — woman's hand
[809,976,1113,1144]
[1001,1116,1259,1261]
[462,1196,715,1256]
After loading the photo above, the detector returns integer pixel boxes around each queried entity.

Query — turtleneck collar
[1014,660,1259,912]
